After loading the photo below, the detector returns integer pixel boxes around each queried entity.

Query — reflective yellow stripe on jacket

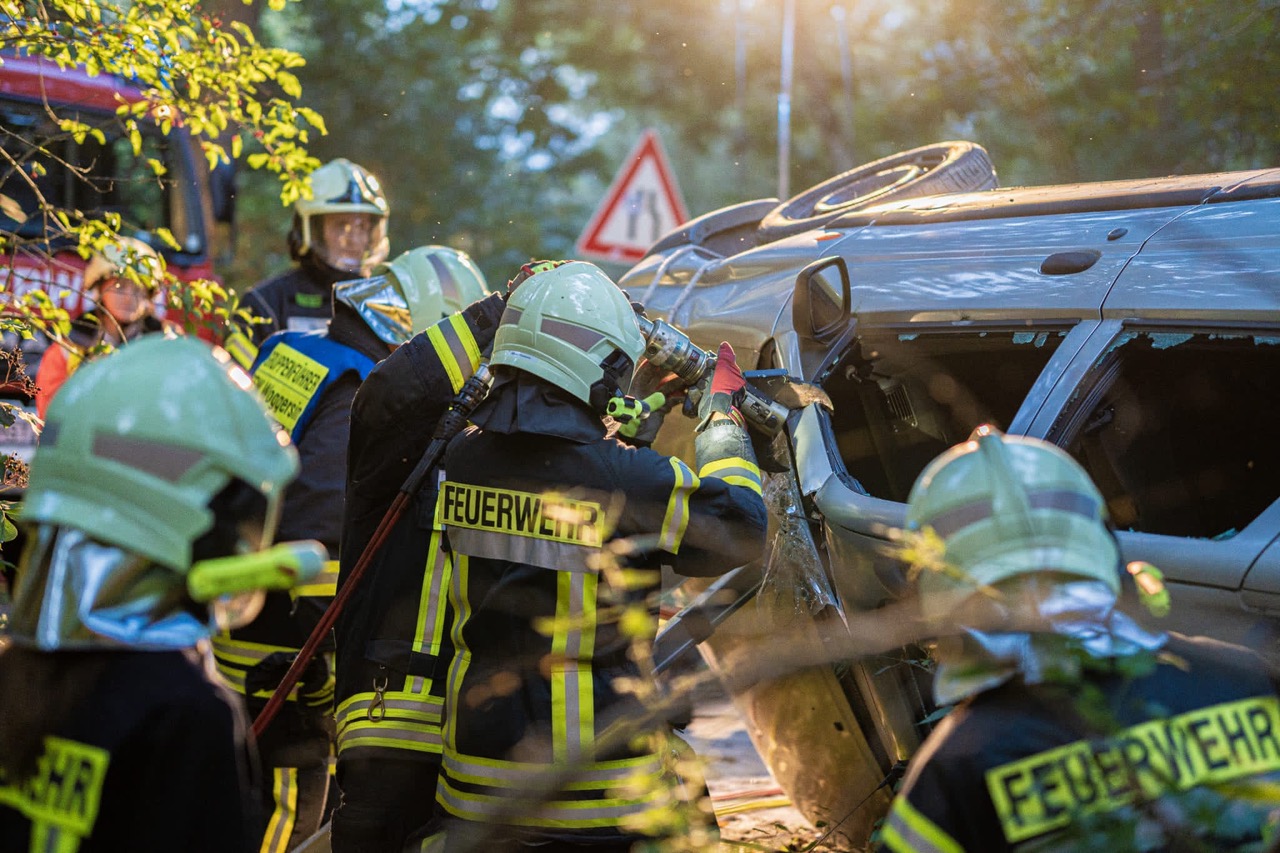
[698,455,762,496]
[337,525,452,757]
[437,751,672,829]
[427,313,482,393]
[658,458,698,553]
[211,636,300,700]
[336,691,444,756]
[224,329,260,371]
[550,569,598,762]
[291,560,339,601]
[880,795,965,853]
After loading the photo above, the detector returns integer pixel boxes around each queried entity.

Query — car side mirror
[793,255,851,343]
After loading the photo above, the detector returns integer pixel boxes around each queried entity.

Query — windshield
[0,96,203,256]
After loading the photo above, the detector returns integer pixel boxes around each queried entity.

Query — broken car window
[1053,330,1280,540]
[823,328,1068,502]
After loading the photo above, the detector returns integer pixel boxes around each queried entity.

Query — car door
[1024,189,1280,644]
[1027,321,1280,645]
[791,319,1098,610]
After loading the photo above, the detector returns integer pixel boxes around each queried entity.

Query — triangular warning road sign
[576,129,689,265]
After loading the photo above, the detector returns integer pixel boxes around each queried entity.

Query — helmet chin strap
[588,349,635,414]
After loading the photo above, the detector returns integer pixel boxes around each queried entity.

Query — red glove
[697,342,746,430]
[710,342,746,399]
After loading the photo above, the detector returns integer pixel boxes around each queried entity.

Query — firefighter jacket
[34,312,166,419]
[212,307,387,720]
[434,371,769,844]
[333,293,507,762]
[0,649,258,853]
[877,633,1280,853]
[227,263,340,369]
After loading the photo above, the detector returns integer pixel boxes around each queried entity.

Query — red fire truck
[1,53,234,465]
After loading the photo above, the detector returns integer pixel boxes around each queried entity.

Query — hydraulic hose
[251,363,492,737]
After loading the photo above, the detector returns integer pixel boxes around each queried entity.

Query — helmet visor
[8,525,207,650]
[312,213,389,275]
[333,274,412,345]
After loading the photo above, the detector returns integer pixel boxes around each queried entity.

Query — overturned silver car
[629,143,1280,847]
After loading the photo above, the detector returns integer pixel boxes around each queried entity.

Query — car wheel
[756,141,998,242]
[648,198,780,258]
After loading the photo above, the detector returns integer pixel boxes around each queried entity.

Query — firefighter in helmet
[0,336,320,852]
[35,235,172,418]
[877,426,1280,853]
[329,252,501,852]
[432,261,768,850]
[227,157,390,369]
[212,246,488,852]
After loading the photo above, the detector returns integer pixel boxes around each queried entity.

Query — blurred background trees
[223,0,1280,289]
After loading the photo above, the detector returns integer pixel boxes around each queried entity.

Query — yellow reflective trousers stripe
[426,313,481,393]
[259,767,298,853]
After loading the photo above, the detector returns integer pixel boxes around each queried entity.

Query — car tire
[756,141,998,242]
[647,198,780,258]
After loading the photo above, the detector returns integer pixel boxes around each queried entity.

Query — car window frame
[792,318,1097,539]
[1030,319,1280,591]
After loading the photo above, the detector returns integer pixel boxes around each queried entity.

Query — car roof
[801,168,1280,327]
[829,168,1280,227]
[622,168,1280,351]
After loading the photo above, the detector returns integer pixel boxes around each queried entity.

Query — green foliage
[223,0,1280,296]
[0,0,323,551]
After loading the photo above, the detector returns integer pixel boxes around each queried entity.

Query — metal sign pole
[778,0,796,200]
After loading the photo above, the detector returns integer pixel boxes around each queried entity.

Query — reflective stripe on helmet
[922,488,1100,539]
